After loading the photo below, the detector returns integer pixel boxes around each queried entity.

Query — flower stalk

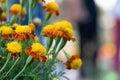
[3,57,20,79]
[13,56,32,80]
[0,54,11,73]
[28,0,32,24]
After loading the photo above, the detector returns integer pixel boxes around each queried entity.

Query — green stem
[13,56,32,80]
[0,55,11,73]
[28,0,32,24]
[10,16,17,25]
[42,13,51,28]
[18,0,23,24]
[3,57,20,79]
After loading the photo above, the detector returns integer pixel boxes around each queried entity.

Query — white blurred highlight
[94,0,117,11]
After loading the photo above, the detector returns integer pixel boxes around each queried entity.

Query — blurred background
[53,0,120,80]
[9,0,120,80]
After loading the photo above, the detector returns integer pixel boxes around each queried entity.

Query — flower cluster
[41,20,75,41]
[0,0,82,80]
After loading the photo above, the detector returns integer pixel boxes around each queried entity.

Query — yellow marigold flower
[65,28,74,38]
[54,20,72,30]
[0,26,13,35]
[41,25,56,37]
[9,4,26,20]
[54,21,74,40]
[0,12,7,22]
[0,0,6,3]
[15,26,31,34]
[13,23,21,28]
[7,42,21,53]
[31,43,46,56]
[53,78,59,80]
[66,55,82,70]
[42,2,60,16]
[25,43,47,62]
[38,0,45,3]
[34,36,39,42]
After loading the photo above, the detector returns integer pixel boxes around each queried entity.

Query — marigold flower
[15,26,31,34]
[54,21,74,40]
[0,26,13,35]
[25,43,47,62]
[66,55,82,70]
[9,4,27,20]
[0,0,6,3]
[0,12,7,22]
[7,42,22,57]
[41,21,75,41]
[38,0,45,3]
[13,23,21,28]
[41,25,56,37]
[42,2,60,16]
[12,25,35,40]
[0,26,13,40]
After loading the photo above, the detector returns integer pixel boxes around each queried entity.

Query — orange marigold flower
[41,25,56,37]
[25,43,47,63]
[41,20,75,41]
[0,26,13,40]
[66,55,82,70]
[12,25,35,40]
[9,4,27,20]
[42,2,60,16]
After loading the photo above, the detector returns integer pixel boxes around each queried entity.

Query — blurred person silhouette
[78,0,98,79]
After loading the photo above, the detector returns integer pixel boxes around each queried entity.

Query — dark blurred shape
[79,0,98,78]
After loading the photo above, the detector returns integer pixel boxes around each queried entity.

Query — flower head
[66,55,82,70]
[0,12,7,22]
[41,20,75,41]
[12,25,35,40]
[25,43,47,62]
[7,42,22,57]
[41,25,56,37]
[0,0,6,3]
[54,20,74,40]
[13,23,21,28]
[9,4,26,20]
[0,26,13,35]
[38,0,45,3]
[0,26,13,40]
[42,2,60,16]
[15,25,31,34]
